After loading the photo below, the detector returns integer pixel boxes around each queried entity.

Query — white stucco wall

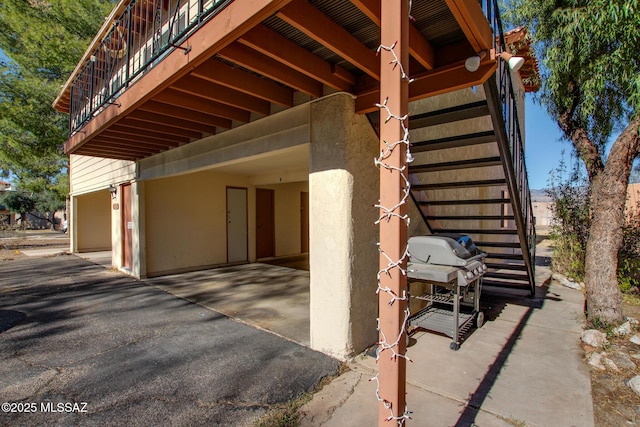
[309,93,380,359]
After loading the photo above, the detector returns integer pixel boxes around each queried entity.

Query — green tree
[1,191,36,228]
[0,0,115,191]
[508,0,640,324]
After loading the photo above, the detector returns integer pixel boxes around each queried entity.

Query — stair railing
[479,0,537,294]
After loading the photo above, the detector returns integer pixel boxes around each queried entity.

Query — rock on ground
[582,329,608,348]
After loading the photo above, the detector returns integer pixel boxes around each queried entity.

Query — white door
[227,187,248,262]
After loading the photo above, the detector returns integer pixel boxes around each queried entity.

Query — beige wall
[309,93,379,359]
[70,154,136,195]
[258,181,309,256]
[75,190,111,252]
[144,169,253,276]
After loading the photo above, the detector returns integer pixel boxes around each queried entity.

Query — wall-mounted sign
[127,222,133,230]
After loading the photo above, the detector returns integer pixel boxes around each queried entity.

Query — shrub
[547,157,589,281]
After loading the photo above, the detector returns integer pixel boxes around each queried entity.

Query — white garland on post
[372,39,414,426]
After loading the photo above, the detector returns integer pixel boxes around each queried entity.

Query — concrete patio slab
[300,245,595,427]
[146,262,311,346]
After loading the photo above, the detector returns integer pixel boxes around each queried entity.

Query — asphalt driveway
[0,255,339,426]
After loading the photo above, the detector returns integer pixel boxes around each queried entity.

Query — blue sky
[522,96,571,190]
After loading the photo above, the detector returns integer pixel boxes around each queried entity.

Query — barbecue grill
[407,234,487,350]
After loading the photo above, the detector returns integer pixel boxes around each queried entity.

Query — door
[301,192,309,253]
[256,188,275,259]
[121,183,133,269]
[227,187,248,263]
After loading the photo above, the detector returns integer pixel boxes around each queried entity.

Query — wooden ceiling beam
[138,100,230,129]
[444,0,493,51]
[355,60,497,113]
[80,141,154,156]
[171,75,271,115]
[88,144,158,157]
[101,130,182,147]
[154,88,251,122]
[127,109,218,134]
[278,0,380,79]
[106,125,189,144]
[350,0,435,70]
[239,24,354,91]
[117,118,203,139]
[192,58,294,107]
[97,135,176,151]
[219,43,323,97]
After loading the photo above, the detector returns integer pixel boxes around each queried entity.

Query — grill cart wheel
[450,342,460,351]
[476,311,484,328]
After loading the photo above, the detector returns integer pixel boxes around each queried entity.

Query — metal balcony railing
[479,0,537,293]
[68,0,232,135]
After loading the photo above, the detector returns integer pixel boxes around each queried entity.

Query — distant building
[531,190,553,227]
[0,180,16,227]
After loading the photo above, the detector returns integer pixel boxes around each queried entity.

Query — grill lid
[408,234,486,267]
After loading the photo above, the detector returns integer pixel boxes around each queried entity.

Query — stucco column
[69,195,78,253]
[111,186,122,268]
[309,93,379,359]
[132,181,146,278]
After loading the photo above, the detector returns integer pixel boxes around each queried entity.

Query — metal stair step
[412,178,506,191]
[485,262,527,271]
[486,253,525,260]
[423,215,514,220]
[417,198,510,206]
[432,228,518,235]
[484,271,529,282]
[482,280,531,291]
[409,101,490,128]
[411,131,495,152]
[409,156,502,174]
[475,241,522,248]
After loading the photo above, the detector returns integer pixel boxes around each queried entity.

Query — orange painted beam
[377,0,409,423]
[218,43,323,97]
[116,118,203,139]
[126,109,217,134]
[239,24,355,90]
[278,0,380,79]
[172,75,271,115]
[97,135,177,151]
[138,101,231,129]
[155,88,251,123]
[64,0,294,154]
[355,60,497,113]
[350,0,435,70]
[102,129,184,146]
[444,0,493,51]
[191,58,294,107]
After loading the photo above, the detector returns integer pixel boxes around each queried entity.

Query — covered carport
[146,258,311,345]
[141,143,310,278]
[72,189,112,253]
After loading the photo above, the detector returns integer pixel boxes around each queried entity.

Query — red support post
[377,0,409,425]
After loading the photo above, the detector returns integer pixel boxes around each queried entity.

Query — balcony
[54,0,501,159]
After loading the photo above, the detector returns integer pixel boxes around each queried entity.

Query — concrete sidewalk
[300,245,594,426]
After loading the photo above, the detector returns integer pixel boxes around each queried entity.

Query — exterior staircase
[406,70,536,295]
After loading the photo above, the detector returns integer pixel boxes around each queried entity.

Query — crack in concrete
[302,371,362,426]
